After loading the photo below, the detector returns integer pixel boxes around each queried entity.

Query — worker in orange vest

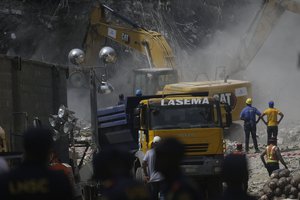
[260,137,288,176]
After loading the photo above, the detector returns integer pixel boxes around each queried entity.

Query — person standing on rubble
[240,98,261,153]
[260,101,284,144]
[260,137,288,176]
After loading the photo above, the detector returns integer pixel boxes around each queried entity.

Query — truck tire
[135,167,144,182]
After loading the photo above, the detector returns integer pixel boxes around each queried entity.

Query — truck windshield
[149,105,216,130]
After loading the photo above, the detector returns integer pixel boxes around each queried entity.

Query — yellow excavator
[83,0,300,122]
[84,3,178,94]
[84,2,251,123]
[231,0,300,74]
[161,0,300,122]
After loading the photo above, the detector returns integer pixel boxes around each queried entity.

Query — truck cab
[97,93,231,198]
[97,93,231,177]
[135,95,229,177]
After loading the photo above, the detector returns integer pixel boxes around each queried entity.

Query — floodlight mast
[68,47,117,151]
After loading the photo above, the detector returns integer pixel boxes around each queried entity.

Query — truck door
[139,104,150,152]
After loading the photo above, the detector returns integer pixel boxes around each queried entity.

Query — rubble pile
[258,169,300,200]
[244,122,300,199]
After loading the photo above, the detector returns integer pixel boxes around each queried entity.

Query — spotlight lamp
[49,105,77,140]
[68,48,85,66]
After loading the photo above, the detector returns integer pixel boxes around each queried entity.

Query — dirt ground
[226,123,300,198]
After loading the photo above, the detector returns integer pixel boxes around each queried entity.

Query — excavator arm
[84,3,176,69]
[232,0,300,73]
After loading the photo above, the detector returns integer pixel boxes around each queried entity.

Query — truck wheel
[135,167,144,182]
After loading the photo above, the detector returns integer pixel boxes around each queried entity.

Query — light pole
[68,47,117,151]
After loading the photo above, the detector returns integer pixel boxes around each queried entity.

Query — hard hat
[153,136,161,143]
[246,98,252,105]
[268,101,274,108]
[135,89,142,97]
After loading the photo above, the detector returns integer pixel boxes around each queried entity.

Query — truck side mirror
[225,104,232,127]
[225,112,232,127]
[133,108,141,129]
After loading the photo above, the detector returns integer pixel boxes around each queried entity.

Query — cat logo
[213,93,237,109]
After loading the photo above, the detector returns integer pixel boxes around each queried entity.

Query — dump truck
[97,92,232,198]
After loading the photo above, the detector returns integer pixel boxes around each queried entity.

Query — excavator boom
[235,0,300,72]
[84,3,176,69]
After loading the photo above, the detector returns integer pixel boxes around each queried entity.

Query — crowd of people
[240,98,288,176]
[0,96,289,200]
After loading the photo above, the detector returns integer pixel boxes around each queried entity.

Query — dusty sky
[245,11,300,124]
[182,2,300,125]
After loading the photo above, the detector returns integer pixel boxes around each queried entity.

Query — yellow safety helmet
[246,98,252,105]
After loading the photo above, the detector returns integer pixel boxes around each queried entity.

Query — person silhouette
[93,147,150,200]
[220,153,255,200]
[155,137,203,200]
[0,127,73,200]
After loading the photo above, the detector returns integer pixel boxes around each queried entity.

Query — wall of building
[0,54,68,151]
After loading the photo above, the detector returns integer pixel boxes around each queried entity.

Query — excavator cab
[133,68,178,95]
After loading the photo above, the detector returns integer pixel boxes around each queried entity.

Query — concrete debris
[245,123,300,199]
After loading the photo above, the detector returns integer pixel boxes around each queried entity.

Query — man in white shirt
[143,136,164,200]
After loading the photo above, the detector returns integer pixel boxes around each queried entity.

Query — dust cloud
[244,11,300,124]
[178,2,300,126]
[174,1,261,81]
[67,1,300,125]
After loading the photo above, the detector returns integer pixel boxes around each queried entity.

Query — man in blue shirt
[240,98,261,153]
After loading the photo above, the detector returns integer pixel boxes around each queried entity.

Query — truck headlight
[213,166,222,174]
